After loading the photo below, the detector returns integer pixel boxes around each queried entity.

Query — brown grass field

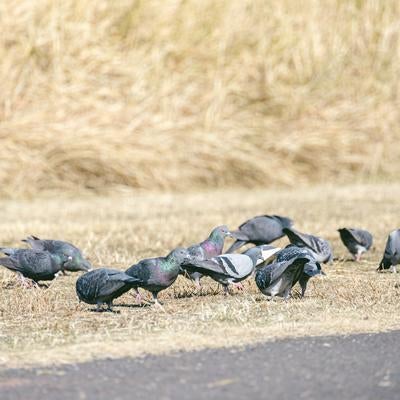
[1,183,399,369]
[1,0,400,196]
[1,0,400,372]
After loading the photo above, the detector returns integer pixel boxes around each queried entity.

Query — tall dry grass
[0,0,399,196]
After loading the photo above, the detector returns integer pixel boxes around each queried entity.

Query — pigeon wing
[182,259,229,276]
[213,254,253,278]
[284,228,330,257]
[125,258,162,284]
[385,230,400,258]
[341,228,373,249]
[18,250,57,278]
[239,216,283,243]
[21,236,46,251]
[95,270,138,297]
[76,270,106,301]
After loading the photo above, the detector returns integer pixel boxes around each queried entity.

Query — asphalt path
[1,330,399,400]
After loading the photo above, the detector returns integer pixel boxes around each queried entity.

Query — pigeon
[180,225,233,288]
[76,268,141,311]
[0,248,66,286]
[270,245,324,297]
[125,247,191,306]
[377,229,400,273]
[182,246,279,294]
[283,227,333,263]
[338,228,373,261]
[255,258,308,299]
[226,215,293,253]
[22,235,92,272]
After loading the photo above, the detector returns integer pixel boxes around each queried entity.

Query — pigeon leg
[194,277,202,291]
[107,301,113,312]
[299,276,309,298]
[300,283,307,298]
[390,266,398,273]
[133,288,142,304]
[18,273,31,288]
[283,287,292,301]
[223,285,230,296]
[232,282,244,291]
[29,280,40,289]
[17,273,36,288]
[355,252,362,262]
[152,293,165,311]
[55,271,64,279]
[96,302,102,312]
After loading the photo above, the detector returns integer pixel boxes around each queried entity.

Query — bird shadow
[114,303,152,309]
[2,282,49,290]
[334,257,358,263]
[88,308,121,314]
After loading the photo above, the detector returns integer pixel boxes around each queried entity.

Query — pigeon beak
[228,231,240,239]
[82,259,93,271]
[320,270,326,276]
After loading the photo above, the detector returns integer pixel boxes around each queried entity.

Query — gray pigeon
[126,247,191,306]
[227,215,293,253]
[377,229,400,273]
[270,244,324,297]
[255,258,308,299]
[181,225,233,289]
[22,235,91,272]
[182,246,276,294]
[0,248,66,286]
[76,268,141,311]
[338,228,373,261]
[283,227,333,263]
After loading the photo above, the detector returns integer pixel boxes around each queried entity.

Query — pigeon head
[377,258,392,271]
[60,245,92,272]
[167,247,192,265]
[303,258,325,277]
[243,247,264,264]
[209,225,232,240]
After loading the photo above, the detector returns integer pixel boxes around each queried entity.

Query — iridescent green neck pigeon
[338,228,373,261]
[125,247,191,306]
[377,229,400,273]
[283,228,333,264]
[0,247,66,286]
[76,268,141,311]
[181,225,233,288]
[22,235,92,272]
[227,215,293,253]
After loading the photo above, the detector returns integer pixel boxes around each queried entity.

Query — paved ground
[1,331,399,400]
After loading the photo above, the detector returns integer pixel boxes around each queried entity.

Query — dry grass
[0,183,400,369]
[1,0,400,196]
